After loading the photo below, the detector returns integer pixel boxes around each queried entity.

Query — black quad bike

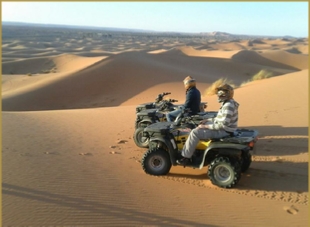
[135,97,179,129]
[135,92,209,128]
[135,92,177,113]
[140,114,259,188]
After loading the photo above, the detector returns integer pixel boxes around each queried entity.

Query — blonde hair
[205,78,235,96]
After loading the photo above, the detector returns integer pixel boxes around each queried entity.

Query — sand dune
[2,26,309,227]
[259,50,309,70]
[232,50,304,71]
[2,53,107,74]
[3,46,305,111]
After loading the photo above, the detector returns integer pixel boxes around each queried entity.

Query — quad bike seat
[210,128,258,144]
[144,122,173,134]
[136,108,157,117]
[136,103,156,113]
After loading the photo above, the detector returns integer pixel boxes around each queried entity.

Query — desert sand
[2,25,309,227]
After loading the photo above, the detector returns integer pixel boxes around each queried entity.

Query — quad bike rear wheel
[208,156,241,188]
[133,127,150,148]
[141,148,172,175]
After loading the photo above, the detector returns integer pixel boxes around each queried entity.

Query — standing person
[177,83,239,166]
[166,76,201,122]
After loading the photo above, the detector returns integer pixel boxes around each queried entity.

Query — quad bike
[135,92,176,113]
[135,97,179,129]
[134,103,217,148]
[135,92,208,125]
[135,97,184,131]
[140,111,259,188]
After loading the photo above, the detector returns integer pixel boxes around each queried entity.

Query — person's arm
[183,91,192,109]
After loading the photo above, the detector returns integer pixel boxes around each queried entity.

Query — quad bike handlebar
[157,99,178,111]
[155,92,171,103]
[168,99,178,103]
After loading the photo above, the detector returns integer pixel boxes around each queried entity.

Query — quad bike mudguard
[148,136,179,165]
[137,119,154,128]
[198,142,247,169]
[135,109,159,128]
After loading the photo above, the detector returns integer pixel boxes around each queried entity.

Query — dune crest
[2,53,107,75]
[51,53,107,72]
[259,50,309,70]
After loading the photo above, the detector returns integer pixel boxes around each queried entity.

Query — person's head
[183,76,196,90]
[216,84,234,103]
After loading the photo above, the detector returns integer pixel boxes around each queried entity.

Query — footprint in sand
[44,151,59,155]
[79,152,93,156]
[20,153,32,157]
[117,140,128,144]
[284,205,299,215]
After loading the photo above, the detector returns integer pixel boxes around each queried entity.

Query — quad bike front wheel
[208,157,241,188]
[141,148,172,175]
[133,127,150,148]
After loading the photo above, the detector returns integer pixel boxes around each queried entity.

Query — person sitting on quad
[177,83,239,166]
[166,76,201,122]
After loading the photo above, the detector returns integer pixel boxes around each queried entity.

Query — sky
[1,1,309,37]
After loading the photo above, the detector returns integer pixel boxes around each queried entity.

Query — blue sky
[1,2,308,37]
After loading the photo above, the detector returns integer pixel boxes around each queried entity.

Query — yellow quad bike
[141,117,258,188]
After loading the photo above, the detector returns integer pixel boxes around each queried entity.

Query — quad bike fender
[148,137,178,165]
[136,119,154,128]
[198,142,246,169]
